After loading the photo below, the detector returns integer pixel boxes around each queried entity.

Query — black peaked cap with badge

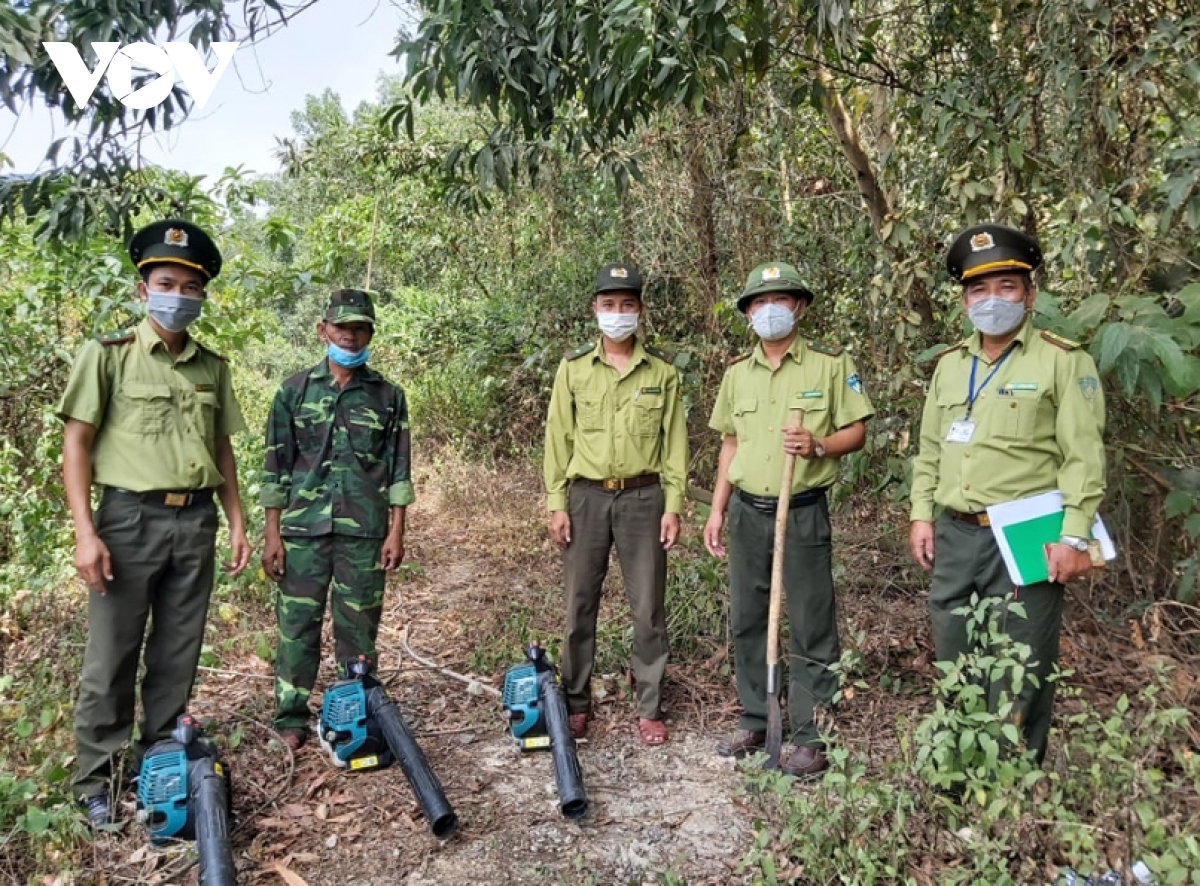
[129,219,223,282]
[325,289,376,325]
[594,262,644,296]
[946,223,1042,284]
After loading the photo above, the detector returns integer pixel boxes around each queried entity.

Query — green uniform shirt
[260,359,414,538]
[56,318,245,491]
[909,319,1106,537]
[543,338,689,513]
[709,337,874,496]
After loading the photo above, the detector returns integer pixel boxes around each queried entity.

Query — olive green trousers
[73,490,218,800]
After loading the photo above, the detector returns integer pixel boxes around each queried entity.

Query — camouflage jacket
[261,359,414,538]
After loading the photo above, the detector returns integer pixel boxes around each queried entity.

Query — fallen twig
[390,625,502,698]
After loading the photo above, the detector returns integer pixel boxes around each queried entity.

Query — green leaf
[1092,322,1132,374]
[1186,514,1200,540]
[1165,490,1196,520]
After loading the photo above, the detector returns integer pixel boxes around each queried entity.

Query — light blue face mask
[749,302,796,341]
[327,342,370,368]
[147,293,204,332]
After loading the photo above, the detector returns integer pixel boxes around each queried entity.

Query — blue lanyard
[966,347,1014,418]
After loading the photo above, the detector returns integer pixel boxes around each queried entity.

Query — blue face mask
[147,292,204,332]
[327,342,370,368]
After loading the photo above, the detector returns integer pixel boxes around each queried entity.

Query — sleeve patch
[847,373,864,395]
[1077,376,1100,400]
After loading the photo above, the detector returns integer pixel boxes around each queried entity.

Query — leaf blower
[136,713,236,886]
[319,656,458,838]
[502,643,588,819]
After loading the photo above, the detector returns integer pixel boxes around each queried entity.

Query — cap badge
[164,228,189,247]
[610,267,628,279]
[970,232,994,252]
[762,266,781,281]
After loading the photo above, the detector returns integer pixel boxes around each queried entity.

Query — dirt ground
[56,456,1199,885]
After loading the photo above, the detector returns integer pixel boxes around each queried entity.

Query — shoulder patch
[644,344,675,365]
[728,350,753,366]
[934,343,965,360]
[1040,330,1081,351]
[95,329,134,346]
[565,343,596,361]
[808,341,844,357]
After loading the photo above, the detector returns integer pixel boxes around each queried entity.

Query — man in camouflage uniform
[58,220,250,825]
[543,262,688,746]
[703,262,873,778]
[910,223,1106,763]
[261,289,414,749]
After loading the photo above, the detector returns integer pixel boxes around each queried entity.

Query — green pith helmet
[736,261,815,312]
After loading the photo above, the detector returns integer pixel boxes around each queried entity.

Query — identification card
[945,419,976,443]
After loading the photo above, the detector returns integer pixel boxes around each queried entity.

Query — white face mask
[968,296,1027,336]
[597,311,639,342]
[749,302,796,341]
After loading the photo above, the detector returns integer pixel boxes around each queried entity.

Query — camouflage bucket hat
[736,262,815,312]
[325,289,376,325]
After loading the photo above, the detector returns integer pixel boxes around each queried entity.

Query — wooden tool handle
[766,409,805,668]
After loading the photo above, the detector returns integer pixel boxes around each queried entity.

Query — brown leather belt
[945,507,990,527]
[736,487,827,514]
[108,487,215,508]
[576,474,660,492]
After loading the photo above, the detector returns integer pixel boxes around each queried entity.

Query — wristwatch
[1059,535,1090,552]
[813,440,827,458]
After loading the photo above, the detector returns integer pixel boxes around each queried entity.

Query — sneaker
[79,793,112,827]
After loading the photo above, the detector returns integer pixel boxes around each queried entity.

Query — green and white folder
[985,490,1117,587]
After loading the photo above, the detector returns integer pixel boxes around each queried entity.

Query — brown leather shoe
[781,745,828,778]
[568,713,589,740]
[716,729,766,758]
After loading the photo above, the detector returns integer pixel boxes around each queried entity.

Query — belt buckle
[164,492,189,507]
[602,478,621,491]
[977,513,991,527]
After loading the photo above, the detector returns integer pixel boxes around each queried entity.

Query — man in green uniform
[543,262,689,746]
[261,289,413,750]
[58,219,250,825]
[703,262,873,778]
[909,223,1105,763]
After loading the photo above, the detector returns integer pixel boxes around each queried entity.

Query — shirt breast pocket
[632,396,664,437]
[732,397,758,440]
[576,395,605,432]
[793,393,828,431]
[119,382,173,435]
[196,391,218,442]
[346,404,387,455]
[935,389,968,439]
[999,390,1047,439]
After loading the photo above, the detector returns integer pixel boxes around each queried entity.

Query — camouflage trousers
[274,534,386,730]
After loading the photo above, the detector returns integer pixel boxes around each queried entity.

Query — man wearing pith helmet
[909,222,1106,764]
[703,262,873,778]
[57,219,250,826]
[543,262,688,747]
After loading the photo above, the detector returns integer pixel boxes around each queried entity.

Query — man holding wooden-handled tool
[703,262,873,778]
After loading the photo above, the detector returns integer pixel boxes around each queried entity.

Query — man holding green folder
[909,223,1106,763]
